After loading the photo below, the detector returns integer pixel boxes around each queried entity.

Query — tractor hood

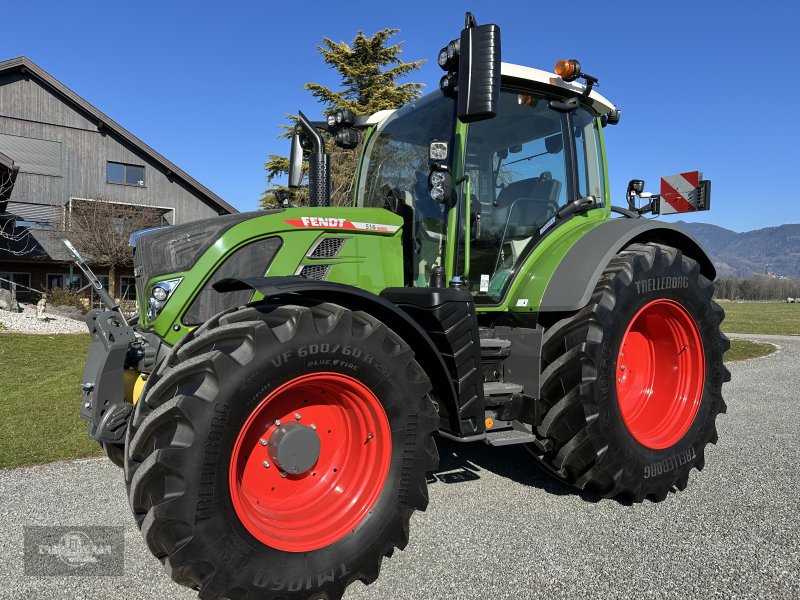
[132,210,280,306]
[132,207,405,343]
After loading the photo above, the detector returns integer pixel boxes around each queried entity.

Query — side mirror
[457,17,501,123]
[626,179,645,211]
[288,127,304,188]
[627,179,645,196]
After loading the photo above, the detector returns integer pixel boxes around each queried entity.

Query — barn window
[106,161,145,186]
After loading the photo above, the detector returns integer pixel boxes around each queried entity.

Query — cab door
[463,88,606,304]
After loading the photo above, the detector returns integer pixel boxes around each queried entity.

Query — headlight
[437,47,449,69]
[429,171,446,187]
[429,141,449,161]
[437,39,459,71]
[447,39,459,61]
[151,285,168,302]
[428,169,452,204]
[147,278,182,321]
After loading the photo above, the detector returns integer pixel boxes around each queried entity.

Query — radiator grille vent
[309,237,346,259]
[298,264,331,280]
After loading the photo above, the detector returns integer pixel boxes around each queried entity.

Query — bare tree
[67,199,165,298]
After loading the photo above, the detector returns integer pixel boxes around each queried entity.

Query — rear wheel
[124,302,438,599]
[528,243,730,502]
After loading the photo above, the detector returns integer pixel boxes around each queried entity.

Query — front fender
[214,277,464,434]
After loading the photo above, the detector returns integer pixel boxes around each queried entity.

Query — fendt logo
[284,217,400,233]
[298,216,347,228]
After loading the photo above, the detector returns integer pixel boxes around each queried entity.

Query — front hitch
[80,309,136,443]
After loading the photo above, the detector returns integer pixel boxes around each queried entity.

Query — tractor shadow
[427,437,603,503]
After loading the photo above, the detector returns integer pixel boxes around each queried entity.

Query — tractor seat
[492,174,562,238]
[495,173,561,209]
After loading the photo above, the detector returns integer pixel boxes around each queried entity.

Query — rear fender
[540,219,715,312]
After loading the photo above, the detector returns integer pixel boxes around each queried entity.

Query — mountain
[675,222,800,279]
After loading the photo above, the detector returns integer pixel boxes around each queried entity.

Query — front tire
[102,442,125,468]
[528,243,730,502]
[124,302,439,599]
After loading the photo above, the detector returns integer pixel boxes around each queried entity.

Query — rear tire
[123,302,438,599]
[527,243,730,502]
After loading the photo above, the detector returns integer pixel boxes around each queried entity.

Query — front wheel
[124,302,439,599]
[101,442,125,468]
[528,243,730,502]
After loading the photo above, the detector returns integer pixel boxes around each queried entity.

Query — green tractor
[75,12,728,600]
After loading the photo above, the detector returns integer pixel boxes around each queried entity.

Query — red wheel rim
[229,372,392,552]
[615,299,705,450]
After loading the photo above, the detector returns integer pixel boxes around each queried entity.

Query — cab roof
[501,62,616,114]
[364,62,617,127]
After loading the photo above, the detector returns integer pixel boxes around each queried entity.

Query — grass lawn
[0,333,101,469]
[726,339,775,362]
[718,300,800,335]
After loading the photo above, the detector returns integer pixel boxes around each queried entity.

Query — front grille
[182,237,282,325]
[309,237,347,259]
[297,264,331,280]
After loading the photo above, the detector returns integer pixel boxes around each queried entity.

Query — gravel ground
[0,335,797,600]
[0,304,88,334]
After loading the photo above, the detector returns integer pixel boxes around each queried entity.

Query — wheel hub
[267,422,321,475]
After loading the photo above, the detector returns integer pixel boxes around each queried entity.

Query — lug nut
[260,438,267,446]
[274,419,281,426]
[263,460,270,468]
[294,412,301,421]
[311,424,317,430]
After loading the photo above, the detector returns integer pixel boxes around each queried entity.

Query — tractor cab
[354,62,616,301]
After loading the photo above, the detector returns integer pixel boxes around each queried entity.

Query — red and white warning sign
[659,171,704,214]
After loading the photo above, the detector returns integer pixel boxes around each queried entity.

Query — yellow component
[132,373,146,405]
[123,371,147,405]
[485,417,494,430]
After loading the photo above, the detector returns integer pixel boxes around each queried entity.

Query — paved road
[1,335,798,600]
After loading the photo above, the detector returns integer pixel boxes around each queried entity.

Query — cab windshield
[358,91,455,285]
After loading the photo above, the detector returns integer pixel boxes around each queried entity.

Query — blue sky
[2,0,797,232]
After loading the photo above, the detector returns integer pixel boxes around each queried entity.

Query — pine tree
[261,29,424,208]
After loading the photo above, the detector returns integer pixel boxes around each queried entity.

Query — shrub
[46,288,86,311]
